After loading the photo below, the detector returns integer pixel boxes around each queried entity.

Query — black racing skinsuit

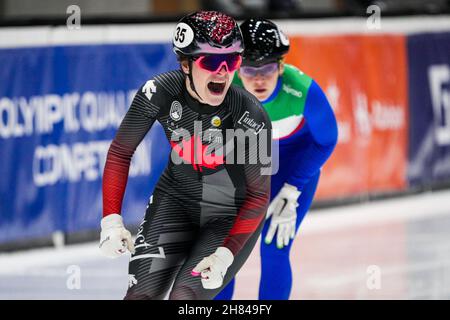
[102,70,272,299]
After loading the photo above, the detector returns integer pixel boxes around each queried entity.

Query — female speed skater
[99,11,273,300]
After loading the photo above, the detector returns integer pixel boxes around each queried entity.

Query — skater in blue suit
[215,18,338,300]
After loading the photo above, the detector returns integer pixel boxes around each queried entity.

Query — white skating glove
[99,214,135,258]
[191,247,234,289]
[265,183,301,249]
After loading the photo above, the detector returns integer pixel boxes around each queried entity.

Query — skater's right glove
[99,213,135,258]
[265,183,301,249]
[191,247,234,290]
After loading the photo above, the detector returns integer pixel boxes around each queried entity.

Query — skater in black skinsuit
[99,11,272,300]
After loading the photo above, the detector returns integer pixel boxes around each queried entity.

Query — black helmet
[173,11,244,57]
[239,18,290,66]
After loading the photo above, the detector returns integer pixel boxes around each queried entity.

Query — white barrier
[1,16,450,49]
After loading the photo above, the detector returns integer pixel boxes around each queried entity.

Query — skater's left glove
[191,247,234,290]
[265,183,301,249]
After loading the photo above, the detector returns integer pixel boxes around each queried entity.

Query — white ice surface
[1,189,449,299]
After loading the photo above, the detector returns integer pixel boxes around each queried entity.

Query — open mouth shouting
[207,81,226,95]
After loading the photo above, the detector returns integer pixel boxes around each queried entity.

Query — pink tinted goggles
[194,54,242,73]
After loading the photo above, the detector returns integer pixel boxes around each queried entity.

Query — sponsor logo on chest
[238,111,265,134]
[170,100,183,121]
[282,84,302,98]
[211,115,221,127]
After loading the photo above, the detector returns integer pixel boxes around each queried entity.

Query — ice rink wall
[1,17,450,245]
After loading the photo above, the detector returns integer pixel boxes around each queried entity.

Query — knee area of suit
[260,250,291,264]
[261,243,292,258]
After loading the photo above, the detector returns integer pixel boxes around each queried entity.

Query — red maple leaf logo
[170,135,224,172]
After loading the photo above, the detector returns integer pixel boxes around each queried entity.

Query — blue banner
[407,32,450,187]
[0,44,175,243]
